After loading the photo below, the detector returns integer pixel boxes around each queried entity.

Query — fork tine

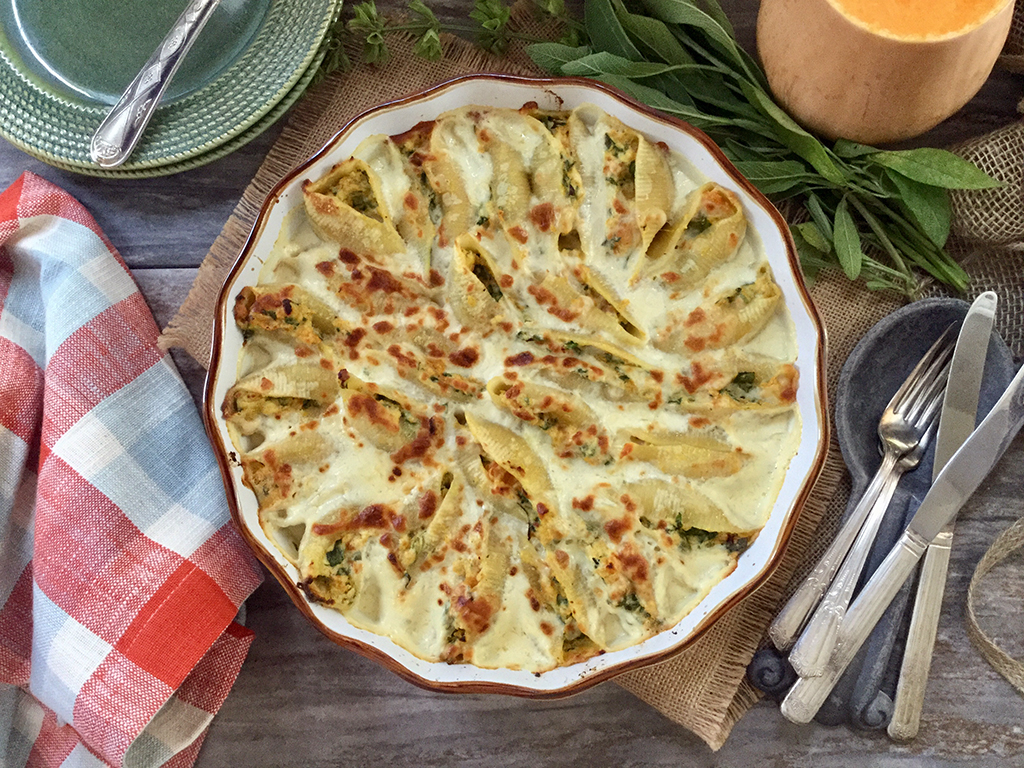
[890,330,953,409]
[913,362,950,428]
[904,357,952,424]
[892,324,956,414]
[915,411,941,451]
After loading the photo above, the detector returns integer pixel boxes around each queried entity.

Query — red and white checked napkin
[0,172,262,768]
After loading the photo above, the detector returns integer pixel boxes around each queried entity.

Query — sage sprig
[313,15,353,84]
[347,0,556,64]
[527,0,1000,296]
[471,0,514,54]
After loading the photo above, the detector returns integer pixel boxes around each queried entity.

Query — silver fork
[789,355,949,676]
[769,323,957,654]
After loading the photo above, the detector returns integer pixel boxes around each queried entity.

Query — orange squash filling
[831,0,1008,38]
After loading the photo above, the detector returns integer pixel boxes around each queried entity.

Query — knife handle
[789,468,902,677]
[888,527,953,740]
[781,528,929,723]
[769,451,899,651]
[90,0,220,167]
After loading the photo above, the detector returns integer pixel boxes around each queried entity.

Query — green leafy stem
[347,0,583,62]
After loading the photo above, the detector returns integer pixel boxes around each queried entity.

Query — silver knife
[781,351,1024,723]
[889,292,997,739]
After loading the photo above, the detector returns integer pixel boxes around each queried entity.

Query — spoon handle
[89,0,221,168]
[789,466,903,677]
[768,449,899,651]
[887,525,952,739]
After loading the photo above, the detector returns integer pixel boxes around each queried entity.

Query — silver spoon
[90,0,221,168]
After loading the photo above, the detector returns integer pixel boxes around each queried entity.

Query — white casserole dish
[204,74,829,697]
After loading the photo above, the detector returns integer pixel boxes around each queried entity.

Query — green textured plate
[0,0,342,171]
[20,26,334,179]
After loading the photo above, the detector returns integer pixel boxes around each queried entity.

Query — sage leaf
[560,51,705,78]
[527,42,592,73]
[732,159,817,197]
[732,159,812,183]
[684,70,764,118]
[751,178,812,196]
[695,0,735,37]
[614,4,694,65]
[586,0,643,61]
[805,193,834,241]
[790,227,827,280]
[833,139,880,158]
[723,140,783,162]
[883,169,951,248]
[647,72,699,109]
[869,147,1000,189]
[795,221,832,253]
[639,0,763,86]
[595,74,738,129]
[833,196,863,280]
[739,82,846,185]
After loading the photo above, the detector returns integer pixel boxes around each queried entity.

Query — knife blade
[933,294,998,474]
[781,351,1024,723]
[889,292,997,739]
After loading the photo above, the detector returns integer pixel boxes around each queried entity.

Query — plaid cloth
[0,172,262,768]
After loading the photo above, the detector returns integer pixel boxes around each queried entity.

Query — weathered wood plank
[0,127,282,270]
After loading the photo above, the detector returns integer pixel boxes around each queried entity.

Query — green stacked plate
[0,0,343,177]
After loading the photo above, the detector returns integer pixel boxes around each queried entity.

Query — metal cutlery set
[751,292,1024,736]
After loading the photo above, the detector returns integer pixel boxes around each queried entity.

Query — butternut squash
[756,0,1014,144]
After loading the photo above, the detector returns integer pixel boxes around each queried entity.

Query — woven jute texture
[159,2,1020,750]
[947,1,1024,362]
[998,0,1024,71]
[950,123,1024,248]
[945,118,1024,360]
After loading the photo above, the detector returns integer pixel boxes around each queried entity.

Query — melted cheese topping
[223,103,801,672]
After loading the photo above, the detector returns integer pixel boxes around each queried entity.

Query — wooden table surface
[2,2,1023,765]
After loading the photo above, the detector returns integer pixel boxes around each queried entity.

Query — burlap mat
[999,0,1024,72]
[947,1,1024,361]
[158,3,1020,750]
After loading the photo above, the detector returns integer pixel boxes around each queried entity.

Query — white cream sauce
[232,104,802,672]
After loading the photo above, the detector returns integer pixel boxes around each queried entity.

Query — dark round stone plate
[827,297,1016,727]
[836,298,1015,528]
[748,297,1018,726]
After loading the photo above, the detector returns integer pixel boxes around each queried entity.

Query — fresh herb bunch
[353,0,447,59]
[313,14,353,83]
[526,0,1000,296]
[347,0,581,62]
